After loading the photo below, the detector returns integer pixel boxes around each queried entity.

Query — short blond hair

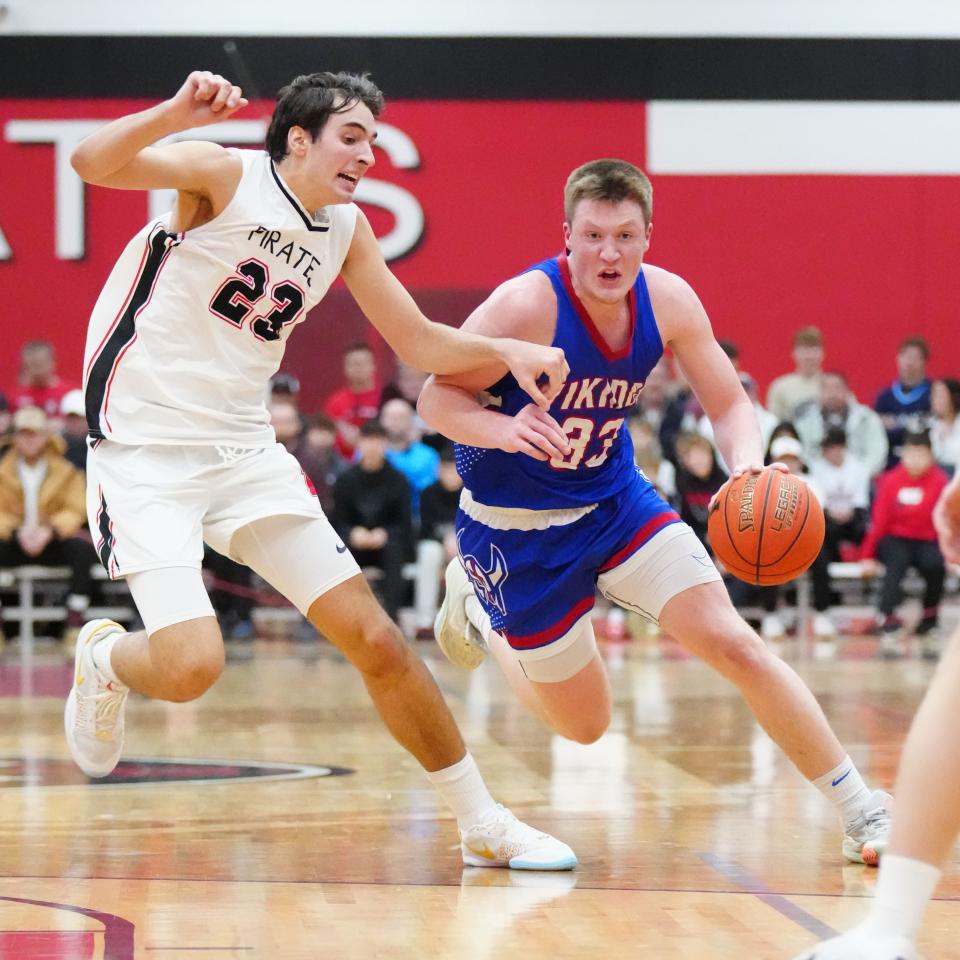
[564,159,653,224]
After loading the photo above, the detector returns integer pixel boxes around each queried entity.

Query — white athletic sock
[812,755,872,825]
[855,854,941,941]
[91,631,124,686]
[464,595,494,647]
[426,752,497,830]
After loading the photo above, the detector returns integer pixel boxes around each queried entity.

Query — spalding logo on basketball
[708,467,825,586]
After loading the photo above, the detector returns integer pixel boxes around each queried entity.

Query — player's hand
[934,473,960,565]
[164,71,248,130]
[501,403,571,462]
[498,339,569,410]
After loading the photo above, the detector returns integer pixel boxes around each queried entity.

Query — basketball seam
[754,471,776,584]
[760,478,812,567]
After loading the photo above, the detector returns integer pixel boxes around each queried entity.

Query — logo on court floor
[0,757,352,787]
[459,539,510,616]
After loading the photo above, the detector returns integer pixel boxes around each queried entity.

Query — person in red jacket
[860,431,949,659]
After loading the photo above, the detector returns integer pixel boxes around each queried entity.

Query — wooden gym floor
[1,628,958,960]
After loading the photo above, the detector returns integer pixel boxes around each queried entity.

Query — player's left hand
[499,339,569,410]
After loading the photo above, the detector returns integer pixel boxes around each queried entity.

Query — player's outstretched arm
[652,269,763,475]
[341,214,568,409]
[70,71,247,196]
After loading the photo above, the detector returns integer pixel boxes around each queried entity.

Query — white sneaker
[813,613,836,639]
[435,558,488,670]
[64,619,129,778]
[879,631,905,660]
[842,790,892,866]
[791,930,919,959]
[460,804,577,870]
[761,613,787,641]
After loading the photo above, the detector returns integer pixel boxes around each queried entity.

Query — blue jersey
[455,253,663,508]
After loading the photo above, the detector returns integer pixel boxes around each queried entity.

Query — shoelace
[478,805,550,842]
[75,687,125,739]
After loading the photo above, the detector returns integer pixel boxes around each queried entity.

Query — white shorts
[86,440,339,578]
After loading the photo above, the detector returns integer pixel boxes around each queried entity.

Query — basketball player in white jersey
[790,471,960,958]
[64,70,576,871]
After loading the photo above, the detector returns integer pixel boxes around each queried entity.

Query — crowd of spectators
[1,329,957,659]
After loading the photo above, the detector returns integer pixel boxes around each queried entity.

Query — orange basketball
[707,467,825,586]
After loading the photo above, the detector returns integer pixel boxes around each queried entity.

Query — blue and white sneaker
[461,804,577,870]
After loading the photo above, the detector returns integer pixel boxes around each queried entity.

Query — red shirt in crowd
[7,379,79,417]
[859,462,949,559]
[323,385,381,458]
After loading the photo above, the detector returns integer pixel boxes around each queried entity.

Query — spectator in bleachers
[718,339,742,372]
[629,415,676,500]
[860,431,949,659]
[795,370,889,479]
[699,371,778,472]
[412,443,463,638]
[0,393,10,439]
[8,341,78,420]
[380,359,429,410]
[875,335,932,469]
[659,360,705,467]
[765,325,825,424]
[0,406,97,647]
[807,426,871,640]
[674,432,727,551]
[332,419,414,621]
[381,398,440,518]
[632,356,673,434]
[930,377,960,475]
[59,389,88,472]
[270,400,344,516]
[322,341,381,459]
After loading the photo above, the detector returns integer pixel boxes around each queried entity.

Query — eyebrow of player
[341,120,378,141]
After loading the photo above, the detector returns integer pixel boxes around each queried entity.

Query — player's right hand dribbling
[165,71,249,129]
[502,403,571,462]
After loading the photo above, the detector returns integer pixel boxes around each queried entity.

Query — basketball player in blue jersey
[419,159,892,866]
[63,70,577,871]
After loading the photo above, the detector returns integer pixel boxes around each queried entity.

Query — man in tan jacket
[0,406,97,647]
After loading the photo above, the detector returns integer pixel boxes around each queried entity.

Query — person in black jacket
[332,419,413,620]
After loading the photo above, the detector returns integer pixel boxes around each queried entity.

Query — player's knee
[561,711,610,745]
[151,619,225,701]
[713,625,770,680]
[352,618,411,679]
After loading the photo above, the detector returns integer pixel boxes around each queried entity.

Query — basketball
[707,467,825,586]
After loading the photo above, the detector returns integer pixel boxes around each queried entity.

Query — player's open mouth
[599,270,620,280]
[338,173,358,185]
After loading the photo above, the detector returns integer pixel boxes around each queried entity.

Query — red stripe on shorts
[506,594,595,650]
[598,510,681,573]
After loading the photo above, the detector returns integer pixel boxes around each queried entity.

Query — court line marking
[698,852,838,940]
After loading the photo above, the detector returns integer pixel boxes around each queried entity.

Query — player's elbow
[70,144,100,183]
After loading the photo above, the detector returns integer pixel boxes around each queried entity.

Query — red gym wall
[2,93,958,411]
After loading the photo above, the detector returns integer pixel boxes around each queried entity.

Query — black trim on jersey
[85,225,181,439]
[96,488,117,575]
[269,161,331,232]
[4,36,960,100]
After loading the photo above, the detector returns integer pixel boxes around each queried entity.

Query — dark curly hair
[265,72,384,163]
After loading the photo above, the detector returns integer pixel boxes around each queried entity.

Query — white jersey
[82,149,358,446]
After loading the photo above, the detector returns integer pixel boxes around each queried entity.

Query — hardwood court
[1,629,958,959]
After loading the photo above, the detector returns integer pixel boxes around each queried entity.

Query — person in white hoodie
[806,427,871,639]
[796,371,889,479]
